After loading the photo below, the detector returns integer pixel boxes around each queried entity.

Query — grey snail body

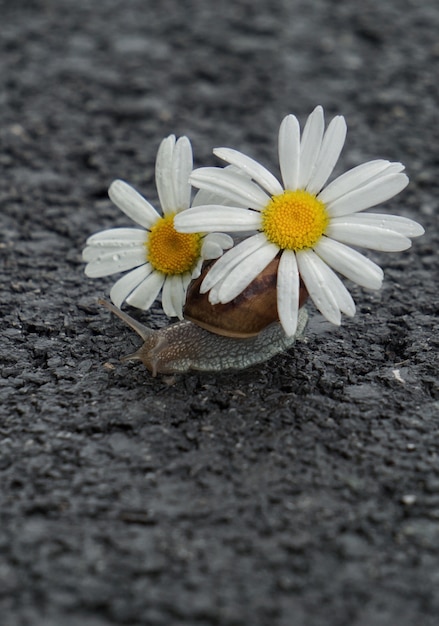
[99,257,309,376]
[100,299,308,376]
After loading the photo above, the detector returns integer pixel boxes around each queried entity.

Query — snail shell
[184,256,308,338]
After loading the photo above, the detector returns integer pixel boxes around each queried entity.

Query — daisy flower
[174,106,424,336]
[83,135,233,319]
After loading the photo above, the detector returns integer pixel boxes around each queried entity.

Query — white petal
[155,135,177,214]
[161,275,178,318]
[201,239,230,260]
[317,260,356,317]
[126,270,165,310]
[326,173,409,217]
[201,232,269,294]
[314,237,383,290]
[171,274,186,320]
[296,249,341,325]
[82,247,99,263]
[318,160,393,205]
[213,147,283,196]
[326,223,412,251]
[191,165,250,208]
[110,264,154,308]
[192,186,223,208]
[108,180,160,229]
[277,249,300,336]
[197,232,233,266]
[84,248,146,278]
[174,205,262,233]
[83,229,147,262]
[201,240,225,259]
[172,136,193,211]
[330,213,424,238]
[306,115,347,195]
[83,242,145,263]
[202,232,234,250]
[85,228,147,245]
[370,162,405,177]
[161,274,185,319]
[216,242,279,304]
[206,278,226,305]
[182,271,194,291]
[278,114,300,191]
[190,167,271,210]
[301,253,356,318]
[298,106,325,189]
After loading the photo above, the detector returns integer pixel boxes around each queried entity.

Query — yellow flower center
[147,213,202,275]
[261,190,329,250]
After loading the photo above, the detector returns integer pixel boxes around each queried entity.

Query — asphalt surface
[1,1,438,625]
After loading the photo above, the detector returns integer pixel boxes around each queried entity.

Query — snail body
[100,299,308,376]
[99,257,309,376]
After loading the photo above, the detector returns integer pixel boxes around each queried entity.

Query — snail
[99,256,309,376]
